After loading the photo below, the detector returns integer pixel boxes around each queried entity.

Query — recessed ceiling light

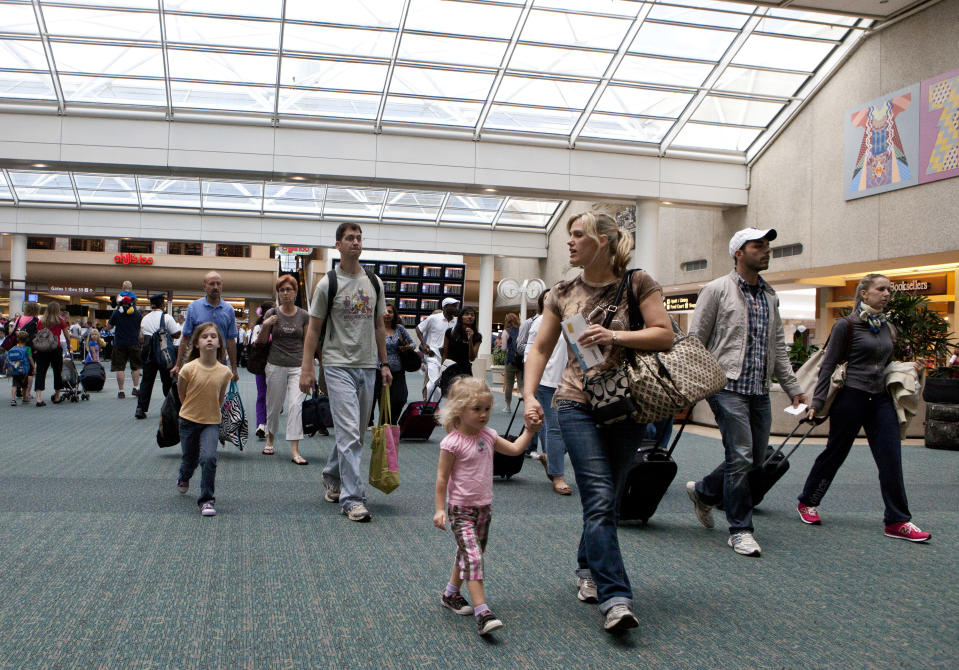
[662,201,673,205]
[32,163,47,168]
[484,188,497,192]
[290,176,306,181]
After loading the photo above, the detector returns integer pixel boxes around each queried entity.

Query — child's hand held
[433,510,446,529]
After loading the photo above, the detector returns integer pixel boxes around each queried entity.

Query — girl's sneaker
[200,501,216,517]
[441,592,474,615]
[797,502,822,525]
[884,521,930,542]
[476,611,503,635]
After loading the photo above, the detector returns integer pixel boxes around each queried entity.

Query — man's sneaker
[441,592,474,615]
[134,408,146,420]
[117,391,125,399]
[200,501,216,517]
[686,481,714,529]
[797,502,822,525]
[255,424,266,439]
[323,480,340,504]
[343,503,371,522]
[577,577,598,603]
[884,521,931,543]
[176,480,189,494]
[728,531,761,556]
[131,387,139,397]
[604,604,639,632]
[476,611,503,635]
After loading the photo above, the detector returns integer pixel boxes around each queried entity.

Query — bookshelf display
[332,259,466,327]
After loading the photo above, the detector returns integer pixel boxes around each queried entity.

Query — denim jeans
[696,390,772,534]
[799,387,911,524]
[323,366,376,510]
[536,385,566,477]
[178,418,219,505]
[557,400,636,614]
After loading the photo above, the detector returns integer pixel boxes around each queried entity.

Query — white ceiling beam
[374,0,412,134]
[30,0,65,115]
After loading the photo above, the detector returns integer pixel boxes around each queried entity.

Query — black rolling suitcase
[716,416,826,510]
[618,408,693,524]
[80,361,106,392]
[494,402,525,479]
[399,387,440,441]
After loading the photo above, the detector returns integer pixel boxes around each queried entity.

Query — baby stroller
[60,355,89,402]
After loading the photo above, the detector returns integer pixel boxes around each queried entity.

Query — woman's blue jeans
[178,419,219,505]
[557,400,636,614]
[535,385,566,477]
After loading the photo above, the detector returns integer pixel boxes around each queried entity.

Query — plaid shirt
[725,275,769,396]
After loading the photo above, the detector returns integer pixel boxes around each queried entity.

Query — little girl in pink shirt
[433,376,539,636]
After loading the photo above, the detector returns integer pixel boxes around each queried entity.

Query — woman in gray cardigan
[797,273,930,543]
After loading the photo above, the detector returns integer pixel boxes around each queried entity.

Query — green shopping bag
[369,387,400,494]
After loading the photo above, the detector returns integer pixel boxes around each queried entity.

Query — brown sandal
[552,479,572,496]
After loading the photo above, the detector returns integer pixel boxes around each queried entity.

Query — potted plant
[884,292,958,402]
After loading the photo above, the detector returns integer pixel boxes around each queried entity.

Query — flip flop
[262,446,275,455]
[292,457,308,465]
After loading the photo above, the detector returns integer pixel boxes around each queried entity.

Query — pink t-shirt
[441,426,499,507]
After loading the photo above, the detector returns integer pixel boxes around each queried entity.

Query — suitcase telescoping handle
[505,399,524,437]
[762,416,827,468]
[666,404,696,457]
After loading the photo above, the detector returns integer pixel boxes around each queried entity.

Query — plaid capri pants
[448,504,492,581]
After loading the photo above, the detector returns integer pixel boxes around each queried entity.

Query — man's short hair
[335,222,362,241]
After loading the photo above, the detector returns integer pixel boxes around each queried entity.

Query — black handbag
[399,347,421,373]
[302,385,333,436]
[156,381,181,448]
[246,342,270,375]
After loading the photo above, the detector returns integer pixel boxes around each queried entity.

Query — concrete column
[477,255,494,374]
[9,233,26,317]
[633,199,659,277]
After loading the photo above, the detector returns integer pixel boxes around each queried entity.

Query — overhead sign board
[664,293,698,312]
[277,246,312,256]
[49,285,97,295]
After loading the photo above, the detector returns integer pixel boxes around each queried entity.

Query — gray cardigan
[812,314,894,410]
[689,270,802,398]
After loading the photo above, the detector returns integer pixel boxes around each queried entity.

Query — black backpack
[150,314,177,369]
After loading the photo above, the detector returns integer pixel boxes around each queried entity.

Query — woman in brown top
[523,211,673,633]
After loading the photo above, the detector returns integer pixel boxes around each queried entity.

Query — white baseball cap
[441,297,461,307]
[729,228,777,259]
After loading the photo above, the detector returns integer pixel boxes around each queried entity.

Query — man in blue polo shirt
[172,271,239,381]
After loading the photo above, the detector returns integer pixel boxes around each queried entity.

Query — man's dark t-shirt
[108,309,143,347]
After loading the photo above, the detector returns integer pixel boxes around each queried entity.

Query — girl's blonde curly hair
[438,376,494,433]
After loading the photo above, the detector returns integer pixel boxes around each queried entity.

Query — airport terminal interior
[0,0,957,667]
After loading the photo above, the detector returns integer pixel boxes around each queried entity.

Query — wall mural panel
[919,68,959,185]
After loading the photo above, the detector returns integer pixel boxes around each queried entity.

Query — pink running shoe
[797,502,822,525]
[884,521,930,543]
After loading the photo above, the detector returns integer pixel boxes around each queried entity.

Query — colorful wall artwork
[919,68,959,185]
[843,84,919,200]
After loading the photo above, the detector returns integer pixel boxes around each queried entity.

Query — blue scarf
[859,303,887,334]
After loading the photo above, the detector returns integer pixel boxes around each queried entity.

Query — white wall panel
[570,151,660,182]
[377,135,475,167]
[61,117,169,150]
[274,128,377,160]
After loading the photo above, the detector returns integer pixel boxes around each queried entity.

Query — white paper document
[561,313,605,371]
[783,403,809,416]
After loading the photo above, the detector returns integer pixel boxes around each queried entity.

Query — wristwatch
[380,362,390,368]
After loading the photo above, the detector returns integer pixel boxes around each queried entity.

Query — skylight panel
[766,8,858,26]
[533,0,638,18]
[164,14,281,50]
[263,198,322,214]
[282,24,396,59]
[647,5,749,30]
[59,75,166,105]
[265,183,325,201]
[596,86,693,118]
[40,6,160,41]
[202,181,264,198]
[672,122,761,152]
[74,174,137,191]
[578,114,673,143]
[138,176,200,208]
[484,105,580,135]
[43,1,157,8]
[50,43,163,78]
[691,96,784,127]
[443,208,497,224]
[387,191,446,207]
[167,50,277,85]
[284,0,404,29]
[405,0,522,40]
[10,171,75,202]
[170,82,275,113]
[326,186,385,204]
[163,0,283,20]
[714,67,807,98]
[521,9,632,49]
[277,89,380,118]
[503,198,559,215]
[495,76,595,109]
[630,23,735,61]
[397,34,507,69]
[497,211,552,227]
[509,44,613,78]
[0,3,39,34]
[732,34,835,71]
[613,55,712,88]
[448,194,501,210]
[77,187,138,205]
[0,39,48,70]
[281,58,388,92]
[0,71,55,99]
[382,98,482,127]
[755,17,848,40]
[390,67,495,101]
[382,204,441,220]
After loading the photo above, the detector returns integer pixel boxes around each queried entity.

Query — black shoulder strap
[319,269,338,346]
[601,269,635,329]
[841,314,855,363]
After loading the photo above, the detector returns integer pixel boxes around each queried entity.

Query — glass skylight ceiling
[0,168,565,229]
[0,0,871,157]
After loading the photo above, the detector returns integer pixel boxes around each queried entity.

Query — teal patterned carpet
[0,369,955,669]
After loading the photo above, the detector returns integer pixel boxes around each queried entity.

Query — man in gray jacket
[685,228,807,557]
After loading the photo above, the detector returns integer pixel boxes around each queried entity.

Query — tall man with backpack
[299,223,390,523]
[108,289,143,399]
[135,293,180,420]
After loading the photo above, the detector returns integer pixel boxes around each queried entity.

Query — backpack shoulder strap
[363,267,381,302]
[319,269,338,346]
